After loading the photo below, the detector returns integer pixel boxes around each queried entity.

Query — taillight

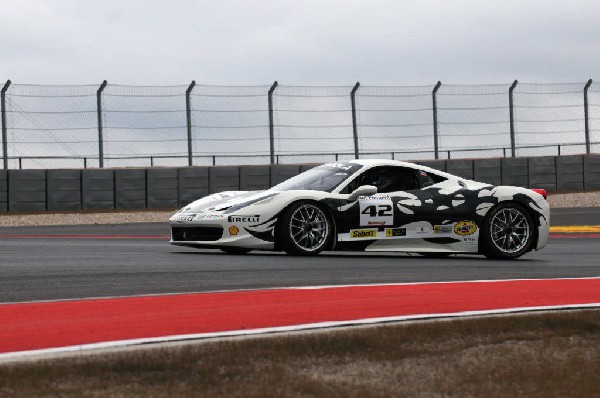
[531,188,547,199]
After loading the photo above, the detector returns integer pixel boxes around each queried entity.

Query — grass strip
[1,309,599,397]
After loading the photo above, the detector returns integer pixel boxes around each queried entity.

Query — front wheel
[279,202,332,256]
[483,203,534,259]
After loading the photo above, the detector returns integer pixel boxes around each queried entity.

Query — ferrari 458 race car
[170,159,550,259]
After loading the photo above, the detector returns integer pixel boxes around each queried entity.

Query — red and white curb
[1,277,599,361]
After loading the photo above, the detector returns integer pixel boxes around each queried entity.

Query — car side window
[339,174,363,194]
[341,166,420,194]
[418,170,447,187]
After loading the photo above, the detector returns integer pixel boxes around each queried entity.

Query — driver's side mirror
[348,185,377,201]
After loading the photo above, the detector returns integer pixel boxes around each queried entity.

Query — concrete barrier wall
[473,158,502,186]
[240,165,270,191]
[1,155,599,213]
[147,168,178,209]
[528,156,557,192]
[271,165,301,186]
[115,169,146,209]
[502,157,529,187]
[8,170,47,212]
[557,156,583,192]
[584,155,600,190]
[446,159,474,180]
[178,167,209,207]
[209,166,239,194]
[0,170,7,212]
[47,169,82,211]
[416,160,446,172]
[82,169,114,210]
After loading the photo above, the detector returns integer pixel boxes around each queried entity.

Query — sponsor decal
[324,162,354,171]
[228,226,240,236]
[454,221,478,236]
[227,215,260,223]
[462,236,478,245]
[358,195,391,200]
[196,214,223,220]
[350,229,378,239]
[385,228,407,237]
[359,198,394,226]
[434,225,454,234]
[415,226,430,235]
[174,214,196,223]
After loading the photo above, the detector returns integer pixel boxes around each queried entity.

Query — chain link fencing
[0,80,598,169]
[514,83,587,157]
[3,84,98,169]
[102,84,189,168]
[437,83,512,159]
[588,81,600,154]
[356,85,435,161]
[273,85,355,164]
[191,84,271,166]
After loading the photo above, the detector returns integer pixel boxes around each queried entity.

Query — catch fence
[1,80,598,169]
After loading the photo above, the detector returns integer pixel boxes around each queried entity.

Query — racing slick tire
[279,201,332,256]
[483,202,534,260]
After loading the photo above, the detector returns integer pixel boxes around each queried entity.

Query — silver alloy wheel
[489,207,530,254]
[288,203,329,252]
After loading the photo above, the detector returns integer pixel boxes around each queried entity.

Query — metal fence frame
[0,79,597,169]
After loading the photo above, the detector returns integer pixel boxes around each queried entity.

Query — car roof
[344,158,459,180]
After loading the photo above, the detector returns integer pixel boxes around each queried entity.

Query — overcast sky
[1,0,599,86]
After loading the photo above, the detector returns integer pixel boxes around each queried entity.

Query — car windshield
[274,162,363,192]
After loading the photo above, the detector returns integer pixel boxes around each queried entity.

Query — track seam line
[3,276,600,306]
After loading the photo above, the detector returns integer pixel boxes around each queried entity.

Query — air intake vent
[171,227,223,242]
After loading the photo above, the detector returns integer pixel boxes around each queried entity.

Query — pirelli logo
[350,229,378,239]
[227,215,260,223]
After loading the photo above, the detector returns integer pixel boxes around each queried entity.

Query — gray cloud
[0,0,598,85]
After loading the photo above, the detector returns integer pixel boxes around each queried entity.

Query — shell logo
[454,221,477,236]
[228,226,240,236]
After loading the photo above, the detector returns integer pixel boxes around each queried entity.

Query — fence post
[584,79,593,154]
[432,81,442,159]
[509,80,518,157]
[268,81,278,164]
[186,80,196,166]
[97,80,108,168]
[1,80,11,170]
[350,82,360,158]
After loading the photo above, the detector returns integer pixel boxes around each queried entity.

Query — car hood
[179,190,272,213]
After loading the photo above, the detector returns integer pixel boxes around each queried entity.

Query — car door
[335,166,436,242]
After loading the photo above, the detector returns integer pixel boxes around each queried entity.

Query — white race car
[170,159,549,259]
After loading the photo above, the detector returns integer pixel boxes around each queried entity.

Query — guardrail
[7,141,599,170]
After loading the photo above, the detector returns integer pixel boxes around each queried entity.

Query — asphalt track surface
[1,208,599,304]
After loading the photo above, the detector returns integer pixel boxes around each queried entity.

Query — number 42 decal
[361,204,392,217]
[359,199,394,226]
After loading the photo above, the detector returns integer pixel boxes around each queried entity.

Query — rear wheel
[483,203,534,259]
[279,202,332,256]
